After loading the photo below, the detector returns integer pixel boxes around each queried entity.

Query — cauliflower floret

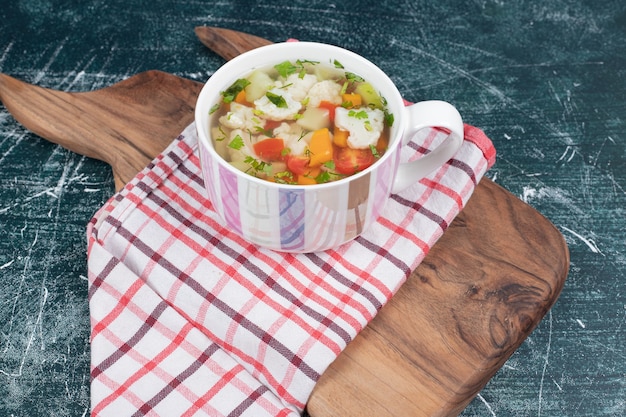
[273,122,309,156]
[254,88,302,121]
[305,80,342,107]
[219,102,263,132]
[282,73,318,102]
[334,107,385,149]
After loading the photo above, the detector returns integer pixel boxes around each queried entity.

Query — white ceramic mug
[195,42,464,253]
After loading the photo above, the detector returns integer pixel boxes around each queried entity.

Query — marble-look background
[1,1,624,415]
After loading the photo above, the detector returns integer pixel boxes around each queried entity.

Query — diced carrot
[234,89,249,105]
[286,155,310,175]
[341,93,362,108]
[375,130,389,154]
[308,128,333,167]
[297,174,317,185]
[333,127,349,147]
[297,167,321,185]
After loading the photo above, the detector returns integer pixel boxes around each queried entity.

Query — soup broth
[209,59,394,185]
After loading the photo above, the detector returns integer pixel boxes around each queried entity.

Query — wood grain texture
[308,178,569,416]
[195,26,273,61]
[0,71,202,191]
[0,27,569,417]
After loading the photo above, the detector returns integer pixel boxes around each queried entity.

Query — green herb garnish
[209,103,221,114]
[274,171,296,184]
[274,59,319,79]
[221,78,250,103]
[254,126,274,137]
[345,72,365,83]
[340,81,349,95]
[228,135,244,150]
[215,126,227,142]
[348,109,369,119]
[244,156,272,176]
[266,91,288,108]
[323,160,336,170]
[274,61,298,78]
[315,170,343,184]
[384,111,394,127]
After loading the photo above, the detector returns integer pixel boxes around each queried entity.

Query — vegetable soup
[209,58,394,185]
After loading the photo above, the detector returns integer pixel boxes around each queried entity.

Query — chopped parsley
[340,81,349,95]
[345,72,365,83]
[215,126,228,142]
[274,59,319,79]
[384,111,394,127]
[243,156,271,176]
[228,135,244,150]
[348,109,369,119]
[266,91,288,108]
[323,160,336,170]
[254,126,274,137]
[315,170,343,184]
[274,171,296,184]
[209,103,221,114]
[274,61,297,78]
[221,78,250,103]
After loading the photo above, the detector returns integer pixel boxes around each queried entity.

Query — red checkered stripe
[87,236,299,416]
[87,122,495,414]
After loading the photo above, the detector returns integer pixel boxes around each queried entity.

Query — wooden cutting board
[0,28,569,417]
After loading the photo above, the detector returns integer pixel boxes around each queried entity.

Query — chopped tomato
[318,101,337,122]
[264,119,282,131]
[253,138,285,161]
[286,155,310,175]
[333,147,376,175]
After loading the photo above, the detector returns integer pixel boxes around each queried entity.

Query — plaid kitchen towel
[87,121,495,416]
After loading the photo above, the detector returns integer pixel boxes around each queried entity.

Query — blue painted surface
[0,1,624,416]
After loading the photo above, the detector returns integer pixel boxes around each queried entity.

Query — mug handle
[392,100,464,194]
